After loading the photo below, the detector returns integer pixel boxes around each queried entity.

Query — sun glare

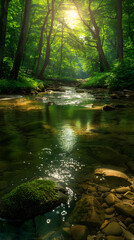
[64,9,79,28]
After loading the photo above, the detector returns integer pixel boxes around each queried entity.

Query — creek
[0,87,134,240]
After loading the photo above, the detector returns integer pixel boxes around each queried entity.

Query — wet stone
[115,202,134,218]
[100,220,109,230]
[94,168,132,187]
[121,199,134,205]
[102,221,122,236]
[105,213,115,219]
[123,191,134,200]
[62,227,71,236]
[105,207,115,215]
[71,225,88,240]
[121,229,134,240]
[112,187,130,194]
[87,235,96,240]
[98,186,110,193]
[87,186,96,193]
[103,105,115,111]
[102,203,109,208]
[105,193,120,206]
[124,218,133,227]
[106,236,123,240]
[128,223,134,234]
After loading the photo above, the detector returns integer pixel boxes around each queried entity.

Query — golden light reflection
[0,98,43,111]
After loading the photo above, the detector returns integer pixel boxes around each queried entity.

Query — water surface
[0,87,134,239]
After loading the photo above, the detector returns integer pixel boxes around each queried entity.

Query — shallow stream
[0,87,134,239]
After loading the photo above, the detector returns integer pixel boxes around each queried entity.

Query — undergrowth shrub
[105,61,134,90]
[81,72,108,88]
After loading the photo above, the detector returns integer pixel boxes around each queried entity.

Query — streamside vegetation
[0,0,134,93]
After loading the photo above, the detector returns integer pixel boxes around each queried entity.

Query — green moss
[1,179,59,220]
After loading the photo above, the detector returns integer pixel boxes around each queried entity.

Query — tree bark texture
[35,9,51,76]
[10,0,32,80]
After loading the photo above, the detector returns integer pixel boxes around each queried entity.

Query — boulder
[68,196,105,228]
[115,202,134,218]
[94,168,132,187]
[0,179,68,221]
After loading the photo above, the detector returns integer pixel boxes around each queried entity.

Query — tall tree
[73,0,110,71]
[38,0,54,80]
[10,0,32,80]
[0,0,11,75]
[35,3,51,77]
[117,0,123,61]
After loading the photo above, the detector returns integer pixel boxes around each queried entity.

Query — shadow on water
[0,87,134,239]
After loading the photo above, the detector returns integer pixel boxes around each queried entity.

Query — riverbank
[0,75,79,95]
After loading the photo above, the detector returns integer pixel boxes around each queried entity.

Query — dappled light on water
[58,124,76,152]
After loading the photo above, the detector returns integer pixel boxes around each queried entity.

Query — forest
[0,0,134,93]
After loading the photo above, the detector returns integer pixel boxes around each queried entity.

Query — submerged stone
[0,179,67,221]
[89,145,130,166]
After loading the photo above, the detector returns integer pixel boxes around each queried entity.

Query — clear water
[0,87,134,239]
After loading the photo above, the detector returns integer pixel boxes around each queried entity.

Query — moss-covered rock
[0,179,67,221]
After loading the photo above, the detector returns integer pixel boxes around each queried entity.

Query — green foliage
[81,61,134,90]
[105,61,134,90]
[0,58,13,79]
[81,72,108,88]
[0,74,45,93]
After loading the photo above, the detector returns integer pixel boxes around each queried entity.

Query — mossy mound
[0,179,67,221]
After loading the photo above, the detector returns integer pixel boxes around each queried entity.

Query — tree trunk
[73,0,110,71]
[38,0,54,80]
[10,0,32,80]
[59,22,64,75]
[35,9,51,77]
[0,0,10,75]
[117,0,123,61]
[88,0,110,70]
